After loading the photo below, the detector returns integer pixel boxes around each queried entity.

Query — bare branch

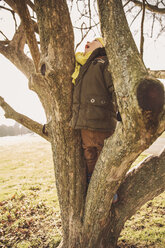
[0,30,9,41]
[91,147,165,245]
[0,23,35,77]
[14,0,40,71]
[130,0,165,14]
[0,4,14,12]
[75,25,91,51]
[4,0,17,13]
[150,13,156,37]
[88,0,92,28]
[0,41,34,78]
[0,3,17,29]
[148,69,165,79]
[156,17,165,39]
[125,3,136,14]
[0,96,50,142]
[114,148,165,234]
[0,40,10,45]
[140,0,145,58]
[26,0,35,12]
[3,0,38,34]
[123,0,132,8]
[9,22,26,52]
[71,0,99,50]
[73,23,99,30]
[4,0,36,23]
[130,8,142,26]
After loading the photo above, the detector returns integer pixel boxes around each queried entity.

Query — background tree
[0,122,32,136]
[0,0,164,247]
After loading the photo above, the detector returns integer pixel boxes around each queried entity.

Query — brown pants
[81,129,112,175]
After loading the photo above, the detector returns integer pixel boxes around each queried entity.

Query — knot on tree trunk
[137,78,164,113]
[41,63,46,76]
[137,78,164,130]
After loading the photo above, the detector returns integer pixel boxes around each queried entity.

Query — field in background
[0,135,56,205]
[0,134,165,248]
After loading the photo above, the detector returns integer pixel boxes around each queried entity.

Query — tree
[0,0,164,247]
[0,122,32,136]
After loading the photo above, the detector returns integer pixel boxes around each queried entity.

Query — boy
[70,38,118,202]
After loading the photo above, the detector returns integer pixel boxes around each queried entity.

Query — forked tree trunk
[0,0,164,248]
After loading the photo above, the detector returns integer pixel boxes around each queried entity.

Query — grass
[118,195,165,248]
[0,134,164,248]
[0,135,61,248]
[0,135,57,207]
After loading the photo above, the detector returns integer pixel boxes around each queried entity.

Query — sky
[0,2,165,126]
[0,56,46,126]
[0,7,46,126]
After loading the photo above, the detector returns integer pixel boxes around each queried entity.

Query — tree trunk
[20,0,165,247]
[34,1,87,246]
[51,127,85,247]
[0,1,164,248]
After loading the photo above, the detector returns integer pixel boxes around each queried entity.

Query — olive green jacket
[70,47,117,132]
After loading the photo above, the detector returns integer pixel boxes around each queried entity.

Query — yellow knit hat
[95,37,105,47]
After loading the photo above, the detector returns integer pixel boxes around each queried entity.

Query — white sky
[0,3,165,126]
[0,56,46,126]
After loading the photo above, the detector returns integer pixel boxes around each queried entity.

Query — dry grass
[0,134,164,248]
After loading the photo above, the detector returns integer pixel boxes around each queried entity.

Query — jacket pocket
[86,95,113,120]
[87,95,110,106]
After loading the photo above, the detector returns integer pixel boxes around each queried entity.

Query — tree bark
[98,148,165,248]
[80,1,164,246]
[148,69,165,79]
[0,97,50,141]
[33,1,87,246]
[116,148,165,223]
[15,0,40,71]
[0,22,34,78]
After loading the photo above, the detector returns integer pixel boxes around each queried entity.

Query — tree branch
[0,5,15,15]
[129,8,142,26]
[83,121,155,246]
[26,0,35,12]
[0,42,34,78]
[140,0,145,58]
[0,23,35,78]
[0,96,50,142]
[0,40,10,45]
[123,0,132,8]
[96,148,165,244]
[4,0,38,33]
[0,17,38,78]
[148,69,165,79]
[0,30,9,41]
[9,22,26,52]
[4,0,17,13]
[1,4,17,30]
[113,148,165,234]
[14,0,40,72]
[130,0,165,14]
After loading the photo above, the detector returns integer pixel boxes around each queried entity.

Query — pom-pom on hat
[95,37,105,47]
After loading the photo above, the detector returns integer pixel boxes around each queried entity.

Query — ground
[0,134,164,248]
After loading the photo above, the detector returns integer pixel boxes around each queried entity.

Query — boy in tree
[70,38,118,202]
